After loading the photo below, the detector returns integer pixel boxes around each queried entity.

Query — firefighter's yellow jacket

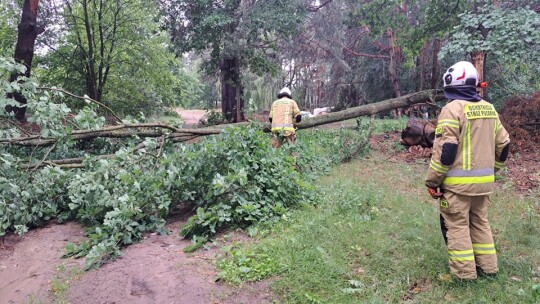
[426,99,510,196]
[269,97,301,137]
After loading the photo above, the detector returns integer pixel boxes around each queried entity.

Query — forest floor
[0,111,537,304]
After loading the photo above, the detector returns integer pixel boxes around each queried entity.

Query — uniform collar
[444,87,482,102]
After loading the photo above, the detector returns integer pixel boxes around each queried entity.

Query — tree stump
[401,118,437,147]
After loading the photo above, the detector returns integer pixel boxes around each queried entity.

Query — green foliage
[351,0,465,63]
[197,109,228,126]
[36,0,206,116]
[300,121,374,165]
[441,4,540,64]
[0,122,347,268]
[160,0,306,74]
[0,2,17,58]
[371,117,407,133]
[178,126,319,240]
[440,4,540,103]
[217,246,280,284]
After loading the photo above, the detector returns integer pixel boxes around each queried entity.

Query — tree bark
[401,118,424,146]
[471,50,486,97]
[220,57,244,123]
[386,29,403,118]
[386,29,402,99]
[296,89,443,130]
[5,0,42,122]
[430,38,441,89]
[418,40,428,91]
[1,123,222,147]
[81,0,98,101]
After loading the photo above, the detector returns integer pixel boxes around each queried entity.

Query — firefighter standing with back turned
[425,61,510,280]
[269,87,302,148]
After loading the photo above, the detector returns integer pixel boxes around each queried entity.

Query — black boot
[476,265,497,278]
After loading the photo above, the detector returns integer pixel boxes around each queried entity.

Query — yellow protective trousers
[439,191,498,279]
[271,133,296,148]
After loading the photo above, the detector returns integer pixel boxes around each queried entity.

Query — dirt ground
[174,109,208,127]
[0,218,272,304]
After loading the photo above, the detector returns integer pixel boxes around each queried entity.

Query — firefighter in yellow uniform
[269,87,302,148]
[425,61,510,280]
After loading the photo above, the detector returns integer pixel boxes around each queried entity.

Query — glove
[427,187,443,199]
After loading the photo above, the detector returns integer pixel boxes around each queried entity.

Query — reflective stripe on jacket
[426,99,510,195]
[269,97,301,136]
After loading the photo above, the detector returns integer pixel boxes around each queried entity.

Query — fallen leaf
[438,273,452,282]
[511,276,522,282]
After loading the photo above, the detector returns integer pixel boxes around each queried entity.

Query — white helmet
[443,61,479,88]
[278,87,292,98]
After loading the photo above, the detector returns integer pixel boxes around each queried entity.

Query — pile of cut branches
[499,91,540,153]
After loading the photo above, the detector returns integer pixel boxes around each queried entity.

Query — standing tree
[60,0,143,103]
[159,0,306,122]
[440,3,540,97]
[347,0,464,115]
[37,0,197,116]
[5,0,44,122]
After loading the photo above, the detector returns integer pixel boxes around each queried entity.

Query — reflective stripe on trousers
[448,249,475,261]
[473,243,496,255]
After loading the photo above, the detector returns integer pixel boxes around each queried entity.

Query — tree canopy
[3,0,539,120]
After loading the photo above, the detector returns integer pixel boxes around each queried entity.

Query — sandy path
[174,109,208,127]
[0,220,272,304]
[0,222,85,304]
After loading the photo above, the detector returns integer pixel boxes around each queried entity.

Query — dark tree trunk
[82,0,99,101]
[387,29,402,99]
[5,0,42,122]
[418,40,428,91]
[430,38,441,89]
[220,57,244,123]
[386,29,403,118]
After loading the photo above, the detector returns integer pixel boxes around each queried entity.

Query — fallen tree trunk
[1,124,222,146]
[296,89,443,129]
[3,89,443,147]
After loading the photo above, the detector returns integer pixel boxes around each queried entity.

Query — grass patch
[26,262,83,304]
[218,152,540,303]
[49,263,84,303]
[217,246,280,284]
